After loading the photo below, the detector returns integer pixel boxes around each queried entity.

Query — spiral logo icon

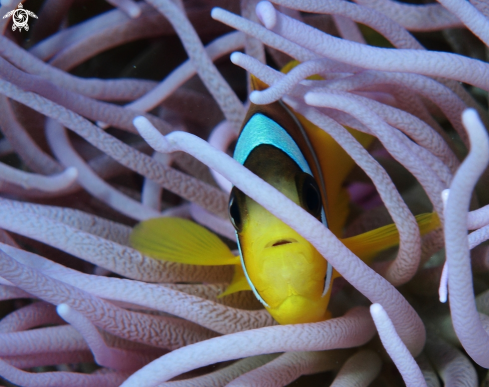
[2,3,38,32]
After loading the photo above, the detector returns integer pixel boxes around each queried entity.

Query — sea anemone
[0,0,488,386]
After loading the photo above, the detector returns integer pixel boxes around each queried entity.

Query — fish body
[130,67,440,325]
[229,100,335,324]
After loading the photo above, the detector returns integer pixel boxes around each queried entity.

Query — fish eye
[228,189,243,232]
[297,173,322,219]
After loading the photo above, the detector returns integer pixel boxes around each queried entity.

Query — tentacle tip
[230,51,244,64]
[249,90,262,104]
[441,189,449,208]
[133,116,170,153]
[210,7,223,20]
[438,263,448,303]
[127,4,142,19]
[304,92,320,106]
[462,108,489,152]
[303,92,313,104]
[64,166,78,180]
[256,1,277,29]
[462,108,478,122]
[370,303,383,316]
[56,303,70,317]
[96,120,109,130]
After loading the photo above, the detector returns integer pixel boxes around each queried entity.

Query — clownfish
[130,64,440,325]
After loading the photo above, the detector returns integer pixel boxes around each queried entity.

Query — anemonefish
[130,63,440,325]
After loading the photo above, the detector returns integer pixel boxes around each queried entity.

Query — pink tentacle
[145,0,245,132]
[260,4,489,90]
[207,120,239,192]
[468,204,489,229]
[46,119,161,220]
[330,349,382,387]
[0,56,169,134]
[437,0,489,47]
[370,304,427,387]
[0,37,156,101]
[0,95,63,175]
[211,7,318,62]
[141,152,172,211]
[3,350,93,369]
[468,224,489,249]
[105,0,142,18]
[0,248,218,349]
[270,0,424,49]
[0,200,132,245]
[30,6,129,60]
[0,284,32,301]
[56,304,158,371]
[332,14,366,44]
[353,0,462,31]
[0,325,88,356]
[0,302,63,333]
[0,161,77,192]
[157,354,278,387]
[0,78,228,217]
[425,332,478,387]
[312,71,468,147]
[305,91,446,216]
[444,109,489,367]
[121,307,375,386]
[228,350,348,386]
[0,201,231,283]
[0,358,129,387]
[0,243,271,334]
[126,31,245,114]
[241,0,266,70]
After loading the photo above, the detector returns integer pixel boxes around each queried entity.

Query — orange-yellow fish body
[228,99,341,324]
[130,67,440,326]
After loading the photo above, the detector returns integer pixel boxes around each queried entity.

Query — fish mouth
[266,238,298,248]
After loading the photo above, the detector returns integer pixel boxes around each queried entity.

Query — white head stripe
[234,113,312,175]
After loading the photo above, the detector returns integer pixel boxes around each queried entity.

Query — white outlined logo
[2,3,38,32]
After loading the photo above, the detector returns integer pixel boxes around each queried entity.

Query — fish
[130,63,440,325]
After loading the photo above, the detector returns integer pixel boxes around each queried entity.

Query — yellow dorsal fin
[251,75,269,91]
[279,60,374,236]
[296,115,374,236]
[281,60,323,80]
[130,217,240,266]
[218,265,252,298]
[341,212,440,265]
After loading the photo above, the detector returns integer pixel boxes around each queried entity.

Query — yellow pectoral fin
[218,265,252,298]
[341,212,440,264]
[130,217,240,266]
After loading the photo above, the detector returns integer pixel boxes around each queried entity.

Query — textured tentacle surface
[0,0,488,385]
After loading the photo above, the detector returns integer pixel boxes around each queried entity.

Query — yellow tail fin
[341,212,441,264]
